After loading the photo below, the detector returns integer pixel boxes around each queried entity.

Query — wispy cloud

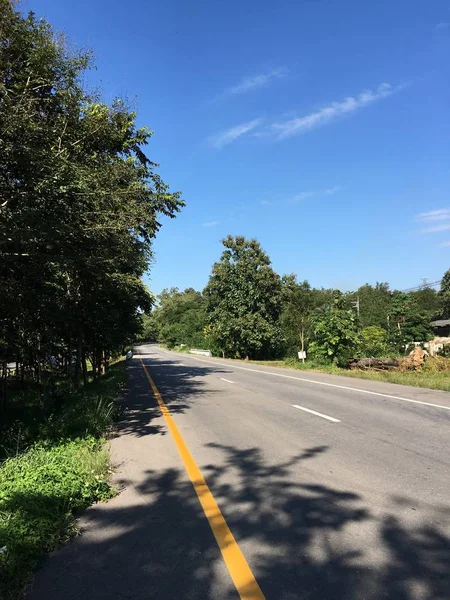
[436,22,450,29]
[203,221,220,227]
[439,240,450,247]
[422,223,450,233]
[223,67,288,97]
[323,185,342,195]
[208,82,405,148]
[269,83,405,140]
[260,200,272,206]
[291,186,343,203]
[292,191,315,202]
[417,208,450,222]
[208,118,263,149]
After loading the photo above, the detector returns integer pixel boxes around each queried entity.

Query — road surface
[29,344,450,600]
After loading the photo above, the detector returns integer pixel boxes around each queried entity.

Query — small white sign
[298,351,306,360]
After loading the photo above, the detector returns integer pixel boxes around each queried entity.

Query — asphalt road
[29,344,450,600]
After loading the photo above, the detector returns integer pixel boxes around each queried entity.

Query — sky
[26,0,450,294]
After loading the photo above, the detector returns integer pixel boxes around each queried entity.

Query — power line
[401,280,442,293]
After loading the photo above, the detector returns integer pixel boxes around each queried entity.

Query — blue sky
[27,0,450,293]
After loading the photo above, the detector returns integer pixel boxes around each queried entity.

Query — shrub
[422,356,450,372]
[0,361,125,599]
[359,326,390,357]
[437,344,450,358]
[0,439,113,599]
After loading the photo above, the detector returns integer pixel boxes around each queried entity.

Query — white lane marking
[158,348,450,412]
[220,377,235,384]
[292,404,341,423]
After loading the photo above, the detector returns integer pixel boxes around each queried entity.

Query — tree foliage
[0,1,183,399]
[204,236,282,358]
[360,326,388,357]
[152,288,207,349]
[349,283,391,329]
[388,292,434,351]
[309,294,361,364]
[439,269,450,318]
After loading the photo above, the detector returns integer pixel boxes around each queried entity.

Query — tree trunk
[93,358,97,380]
[348,357,399,370]
[0,359,7,416]
[74,338,82,390]
[67,339,72,376]
[300,320,305,364]
[81,343,87,387]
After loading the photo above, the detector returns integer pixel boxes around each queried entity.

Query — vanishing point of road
[29,344,450,600]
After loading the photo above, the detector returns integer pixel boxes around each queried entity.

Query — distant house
[426,319,450,354]
[431,319,450,337]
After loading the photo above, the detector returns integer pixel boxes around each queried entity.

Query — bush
[359,326,390,357]
[0,361,125,599]
[422,356,450,372]
[437,344,450,358]
[0,439,113,599]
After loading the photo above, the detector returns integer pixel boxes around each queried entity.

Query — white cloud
[291,186,342,203]
[417,208,450,222]
[203,221,219,227]
[436,22,450,29]
[208,118,263,149]
[269,83,405,140]
[291,191,315,202]
[224,67,288,96]
[323,185,342,195]
[439,240,450,247]
[260,200,272,206]
[422,223,450,233]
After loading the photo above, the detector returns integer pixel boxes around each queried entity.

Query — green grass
[249,357,450,392]
[0,360,126,600]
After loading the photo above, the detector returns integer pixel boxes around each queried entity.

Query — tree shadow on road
[27,349,450,600]
[113,350,231,439]
[27,438,450,600]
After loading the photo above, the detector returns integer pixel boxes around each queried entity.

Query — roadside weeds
[0,361,126,600]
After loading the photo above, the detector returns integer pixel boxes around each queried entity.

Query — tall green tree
[280,276,315,357]
[309,293,361,364]
[348,283,391,330]
[0,1,183,397]
[153,288,207,348]
[439,269,450,318]
[204,236,282,358]
[412,286,443,319]
[388,292,434,351]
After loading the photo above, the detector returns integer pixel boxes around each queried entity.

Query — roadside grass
[250,357,450,392]
[0,360,126,600]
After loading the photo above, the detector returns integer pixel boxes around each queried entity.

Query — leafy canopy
[205,236,282,358]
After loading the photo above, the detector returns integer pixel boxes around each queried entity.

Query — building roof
[431,319,450,327]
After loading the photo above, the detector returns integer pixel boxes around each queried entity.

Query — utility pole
[351,296,360,318]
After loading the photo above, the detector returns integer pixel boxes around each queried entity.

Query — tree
[280,276,315,358]
[412,286,443,320]
[204,236,282,358]
[0,1,183,399]
[388,292,434,352]
[309,294,361,364]
[439,270,450,318]
[360,326,388,357]
[348,283,391,330]
[153,288,207,348]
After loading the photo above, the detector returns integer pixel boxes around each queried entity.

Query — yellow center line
[139,357,266,600]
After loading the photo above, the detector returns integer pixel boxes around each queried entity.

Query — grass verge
[250,358,450,392]
[0,360,126,600]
